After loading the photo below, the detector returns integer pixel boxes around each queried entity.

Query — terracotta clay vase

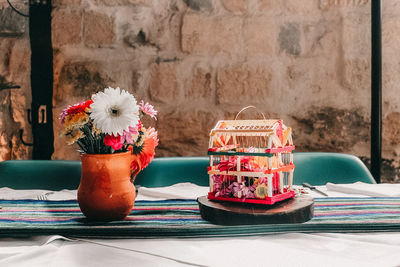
[78,151,136,221]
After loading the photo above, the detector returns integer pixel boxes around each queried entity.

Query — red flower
[60,100,93,124]
[217,156,257,172]
[67,100,93,115]
[104,134,123,150]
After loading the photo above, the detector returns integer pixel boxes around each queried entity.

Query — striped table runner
[0,197,400,238]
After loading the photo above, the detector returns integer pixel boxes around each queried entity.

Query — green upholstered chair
[135,153,375,187]
[293,152,376,185]
[135,157,210,187]
[0,160,81,190]
[0,153,375,190]
[0,158,209,190]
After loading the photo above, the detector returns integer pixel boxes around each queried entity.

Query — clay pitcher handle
[130,153,142,183]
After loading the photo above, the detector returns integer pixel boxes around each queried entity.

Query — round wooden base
[197,195,314,225]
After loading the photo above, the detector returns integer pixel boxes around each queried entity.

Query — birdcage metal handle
[234,106,266,120]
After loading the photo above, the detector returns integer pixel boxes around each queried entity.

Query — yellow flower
[92,124,102,136]
[255,183,268,199]
[62,127,84,145]
[64,112,89,129]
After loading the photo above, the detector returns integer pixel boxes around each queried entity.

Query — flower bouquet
[60,86,158,175]
[59,87,158,221]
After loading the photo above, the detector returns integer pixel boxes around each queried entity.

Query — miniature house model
[207,119,295,205]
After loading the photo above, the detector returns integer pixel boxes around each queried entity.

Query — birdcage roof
[208,119,294,151]
[210,119,281,135]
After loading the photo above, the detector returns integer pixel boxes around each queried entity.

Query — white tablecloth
[1,182,400,267]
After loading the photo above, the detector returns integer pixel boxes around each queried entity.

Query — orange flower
[130,127,158,176]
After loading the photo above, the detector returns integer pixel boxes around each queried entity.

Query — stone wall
[0,1,31,160]
[2,0,400,182]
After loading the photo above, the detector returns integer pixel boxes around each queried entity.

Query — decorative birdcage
[207,109,295,205]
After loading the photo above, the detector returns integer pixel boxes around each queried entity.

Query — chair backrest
[135,157,210,187]
[0,153,375,190]
[293,152,376,185]
[0,160,81,190]
[136,153,375,187]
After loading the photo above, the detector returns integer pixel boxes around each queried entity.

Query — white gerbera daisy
[90,87,139,136]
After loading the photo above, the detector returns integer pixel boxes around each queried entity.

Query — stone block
[183,0,213,12]
[91,0,149,5]
[52,8,82,47]
[149,62,179,103]
[302,19,338,57]
[284,57,344,110]
[0,133,11,161]
[185,66,212,99]
[52,0,81,6]
[292,107,369,152]
[341,58,370,91]
[83,11,115,47]
[0,89,30,160]
[223,109,277,121]
[383,18,400,57]
[0,91,12,160]
[383,112,400,146]
[181,14,242,55]
[279,22,301,56]
[0,40,13,81]
[382,63,400,108]
[7,38,30,79]
[256,0,284,13]
[53,61,113,105]
[243,17,275,55]
[10,90,28,130]
[285,0,319,13]
[341,16,370,58]
[319,0,369,10]
[11,130,30,159]
[216,64,271,104]
[382,0,400,17]
[0,6,27,37]
[155,109,217,156]
[221,0,248,14]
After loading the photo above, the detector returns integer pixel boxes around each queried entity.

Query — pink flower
[212,175,233,197]
[121,125,140,144]
[139,100,157,120]
[242,185,256,198]
[215,187,231,197]
[258,177,268,184]
[59,108,69,124]
[212,175,222,192]
[104,134,124,150]
[218,157,247,172]
[229,182,241,198]
[228,182,254,198]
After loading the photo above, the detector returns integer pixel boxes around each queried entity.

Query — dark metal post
[29,0,54,159]
[371,0,382,183]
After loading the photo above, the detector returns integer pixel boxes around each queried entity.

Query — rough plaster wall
[2,0,400,182]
